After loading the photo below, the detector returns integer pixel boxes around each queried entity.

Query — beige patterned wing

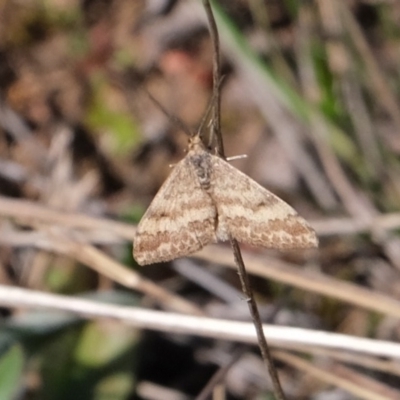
[134,157,217,265]
[210,156,318,249]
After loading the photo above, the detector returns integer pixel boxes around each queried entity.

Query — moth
[133,135,318,265]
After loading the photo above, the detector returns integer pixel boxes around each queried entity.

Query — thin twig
[4,224,400,319]
[0,195,136,240]
[274,351,399,400]
[230,240,286,400]
[290,347,400,378]
[195,290,288,400]
[6,194,400,239]
[7,193,400,239]
[203,1,286,398]
[196,78,223,140]
[5,228,203,316]
[203,0,224,156]
[339,1,400,132]
[195,347,244,400]
[2,285,400,359]
[199,245,400,320]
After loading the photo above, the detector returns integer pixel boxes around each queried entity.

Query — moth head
[188,135,206,152]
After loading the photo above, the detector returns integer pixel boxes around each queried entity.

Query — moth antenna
[145,89,193,137]
[196,76,225,142]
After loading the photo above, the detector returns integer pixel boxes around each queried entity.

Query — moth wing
[134,157,217,265]
[210,156,318,249]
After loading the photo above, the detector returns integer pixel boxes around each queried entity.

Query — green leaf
[86,74,140,155]
[0,344,24,400]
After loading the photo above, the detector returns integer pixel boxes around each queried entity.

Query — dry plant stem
[5,224,400,318]
[0,195,136,240]
[64,242,203,315]
[331,363,400,399]
[310,117,374,221]
[2,284,400,359]
[231,239,286,400]
[203,0,223,155]
[195,347,243,400]
[0,103,47,162]
[208,1,336,209]
[196,296,286,400]
[7,200,400,243]
[296,347,400,378]
[7,197,400,242]
[248,0,296,87]
[274,351,399,400]
[203,1,285,398]
[311,213,400,237]
[339,2,400,131]
[23,232,203,316]
[199,246,400,319]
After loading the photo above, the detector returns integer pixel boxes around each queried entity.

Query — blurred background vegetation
[1,0,400,399]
